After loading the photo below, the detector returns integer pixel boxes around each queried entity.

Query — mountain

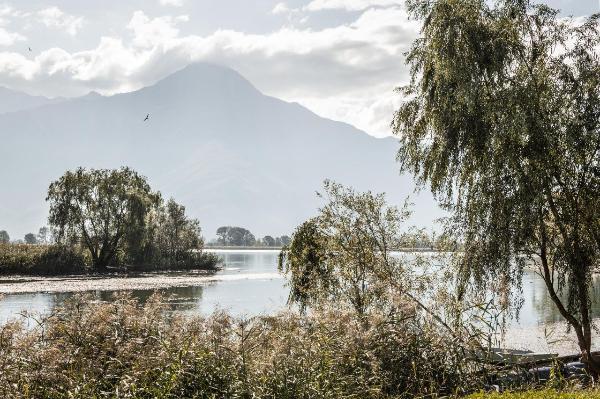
[0,63,442,240]
[0,87,63,115]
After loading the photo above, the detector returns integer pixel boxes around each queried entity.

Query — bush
[0,243,88,275]
[0,294,484,398]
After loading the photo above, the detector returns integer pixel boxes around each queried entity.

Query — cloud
[304,0,403,12]
[0,5,417,136]
[127,11,188,47]
[159,0,184,6]
[37,7,84,36]
[0,5,30,19]
[0,27,24,46]
[272,2,290,15]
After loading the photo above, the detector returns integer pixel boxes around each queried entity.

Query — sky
[0,0,597,137]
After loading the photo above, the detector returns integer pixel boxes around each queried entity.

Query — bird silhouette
[143,114,149,122]
[28,47,32,52]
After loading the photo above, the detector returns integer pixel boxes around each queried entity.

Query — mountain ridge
[0,86,65,115]
[0,63,441,240]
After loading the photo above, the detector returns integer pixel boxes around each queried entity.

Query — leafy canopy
[47,167,160,268]
[279,180,412,315]
[394,0,600,364]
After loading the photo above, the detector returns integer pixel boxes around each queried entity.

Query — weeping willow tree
[279,181,411,316]
[394,0,600,369]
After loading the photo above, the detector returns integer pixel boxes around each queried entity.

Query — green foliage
[279,218,330,311]
[0,230,9,244]
[131,198,218,271]
[0,243,88,275]
[0,294,483,398]
[23,233,37,245]
[216,226,256,246]
[394,0,600,367]
[262,235,276,247]
[280,181,413,315]
[46,167,218,272]
[47,167,161,269]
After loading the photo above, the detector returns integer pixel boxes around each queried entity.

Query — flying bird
[143,114,150,122]
[28,47,32,52]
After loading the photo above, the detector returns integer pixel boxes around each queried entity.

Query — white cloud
[0,27,24,46]
[0,5,30,19]
[37,7,84,36]
[0,5,417,136]
[127,11,189,48]
[304,0,403,12]
[272,2,290,15]
[159,0,184,6]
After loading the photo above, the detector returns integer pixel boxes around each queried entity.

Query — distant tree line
[212,226,291,247]
[0,227,54,245]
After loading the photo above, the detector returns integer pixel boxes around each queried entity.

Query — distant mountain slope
[0,87,63,114]
[0,63,441,239]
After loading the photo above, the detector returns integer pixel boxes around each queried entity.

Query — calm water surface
[2,250,600,329]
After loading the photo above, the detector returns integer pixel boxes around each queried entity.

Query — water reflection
[1,251,599,329]
[527,273,600,325]
[0,250,288,324]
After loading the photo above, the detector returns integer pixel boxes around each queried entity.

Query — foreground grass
[468,390,600,398]
[0,294,485,398]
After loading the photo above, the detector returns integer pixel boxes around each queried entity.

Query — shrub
[0,243,88,275]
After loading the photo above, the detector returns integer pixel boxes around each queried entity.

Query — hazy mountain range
[0,63,441,240]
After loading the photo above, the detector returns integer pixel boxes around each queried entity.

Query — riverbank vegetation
[0,293,485,398]
[0,243,87,275]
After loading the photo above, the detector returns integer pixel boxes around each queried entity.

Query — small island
[0,167,219,276]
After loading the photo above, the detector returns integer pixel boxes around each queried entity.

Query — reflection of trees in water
[49,286,206,314]
[218,251,279,273]
[531,274,600,324]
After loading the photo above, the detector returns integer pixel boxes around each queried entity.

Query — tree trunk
[540,227,600,377]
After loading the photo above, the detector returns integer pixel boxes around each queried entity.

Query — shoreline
[0,271,283,295]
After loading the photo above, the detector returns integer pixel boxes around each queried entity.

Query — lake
[2,249,600,348]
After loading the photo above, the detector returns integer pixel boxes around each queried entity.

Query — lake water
[1,249,600,331]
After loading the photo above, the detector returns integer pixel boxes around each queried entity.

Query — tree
[153,199,203,266]
[263,235,276,247]
[215,226,256,246]
[0,230,9,244]
[24,233,38,245]
[279,181,412,316]
[216,226,229,245]
[37,227,52,245]
[47,167,160,270]
[394,0,600,370]
[280,235,291,246]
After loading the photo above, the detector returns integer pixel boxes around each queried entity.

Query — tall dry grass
[0,293,485,398]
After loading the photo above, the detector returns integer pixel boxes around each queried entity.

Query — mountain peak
[150,63,260,97]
